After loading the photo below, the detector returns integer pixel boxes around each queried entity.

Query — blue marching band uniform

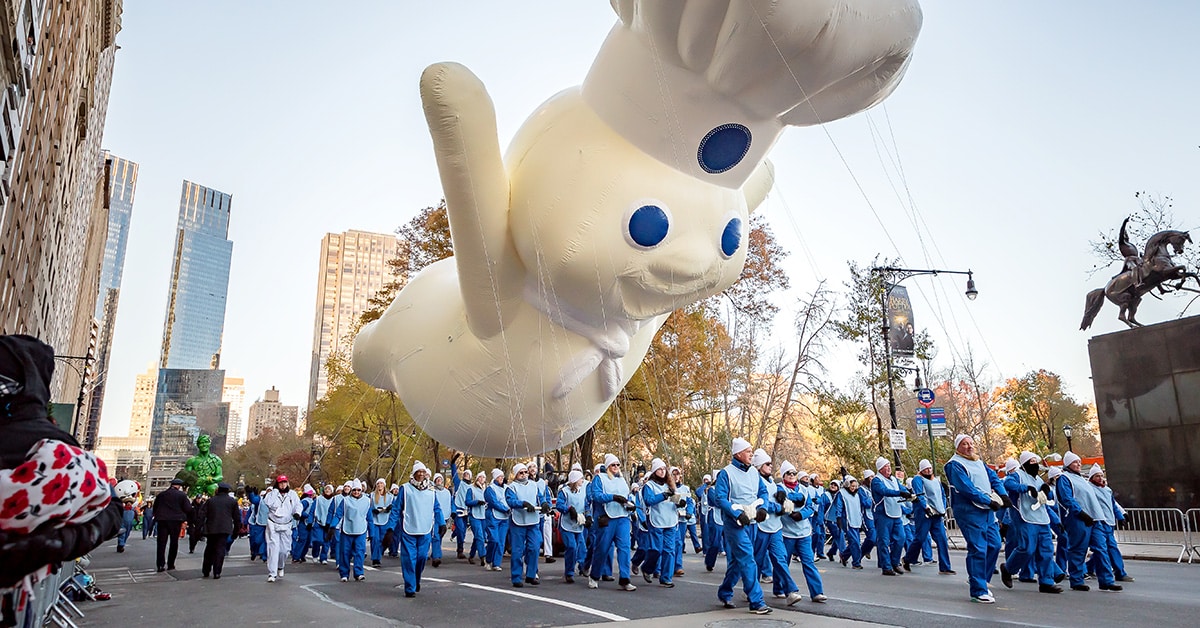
[243,434,1128,613]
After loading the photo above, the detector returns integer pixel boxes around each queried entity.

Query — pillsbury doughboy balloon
[354,0,922,457]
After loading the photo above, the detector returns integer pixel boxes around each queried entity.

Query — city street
[74,535,1200,628]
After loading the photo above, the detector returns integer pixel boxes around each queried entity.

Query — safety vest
[468,485,488,520]
[1058,471,1105,520]
[370,492,392,526]
[642,480,679,529]
[313,495,333,526]
[338,494,370,536]
[401,483,436,536]
[1091,483,1117,525]
[507,480,542,527]
[1011,469,1050,525]
[597,473,631,519]
[757,477,783,534]
[915,475,946,515]
[949,454,992,510]
[559,487,586,533]
[840,489,863,529]
[873,474,902,519]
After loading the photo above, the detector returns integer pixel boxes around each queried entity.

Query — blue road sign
[917,388,935,406]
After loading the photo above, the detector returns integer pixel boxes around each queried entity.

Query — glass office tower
[160,181,234,369]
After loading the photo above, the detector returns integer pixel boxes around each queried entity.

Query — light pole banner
[887,284,915,357]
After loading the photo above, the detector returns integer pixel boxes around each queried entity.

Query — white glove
[576,513,586,526]
[989,492,1003,507]
[782,499,795,515]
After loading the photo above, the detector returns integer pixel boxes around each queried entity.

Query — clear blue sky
[98,1,1200,438]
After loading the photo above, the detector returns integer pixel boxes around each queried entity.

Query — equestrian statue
[1081,218,1198,330]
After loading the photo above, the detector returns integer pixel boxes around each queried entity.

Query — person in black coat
[153,479,193,571]
[188,495,208,553]
[202,483,241,578]
[0,334,123,589]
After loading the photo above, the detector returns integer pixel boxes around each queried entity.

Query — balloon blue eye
[628,205,669,248]
[721,218,742,258]
[698,123,751,174]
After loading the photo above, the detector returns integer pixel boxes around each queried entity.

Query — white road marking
[301,583,400,626]
[422,577,628,621]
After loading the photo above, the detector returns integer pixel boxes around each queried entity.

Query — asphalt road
[74,534,1200,628]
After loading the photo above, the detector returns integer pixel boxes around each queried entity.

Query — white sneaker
[621,582,637,591]
[772,593,786,599]
[267,575,276,583]
[759,575,773,584]
[276,571,283,579]
[972,592,995,604]
[340,577,348,582]
[588,578,598,589]
[320,560,328,565]
[812,594,827,603]
[787,592,803,606]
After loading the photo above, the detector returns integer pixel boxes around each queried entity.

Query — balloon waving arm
[421,62,523,339]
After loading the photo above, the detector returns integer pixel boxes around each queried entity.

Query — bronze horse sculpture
[1081,220,1198,330]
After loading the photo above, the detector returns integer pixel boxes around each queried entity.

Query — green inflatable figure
[184,433,224,497]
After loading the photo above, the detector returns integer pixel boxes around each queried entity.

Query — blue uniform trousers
[400,531,431,594]
[337,532,366,579]
[118,509,135,548]
[291,524,311,560]
[784,535,824,597]
[861,517,876,558]
[430,528,444,561]
[718,523,764,607]
[329,528,341,564]
[954,507,1001,598]
[454,515,468,553]
[368,522,389,562]
[839,526,863,567]
[1065,517,1114,586]
[486,518,509,569]
[905,512,952,570]
[642,525,676,583]
[468,516,486,559]
[686,522,701,552]
[824,521,843,560]
[562,528,585,577]
[703,524,724,570]
[590,516,631,581]
[874,514,904,571]
[509,523,541,583]
[756,529,798,596]
[310,530,329,562]
[675,521,688,572]
[1005,521,1055,586]
[248,524,266,560]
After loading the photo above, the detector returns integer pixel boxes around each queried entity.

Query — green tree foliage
[223,427,312,489]
[810,389,877,478]
[362,200,453,325]
[997,370,1096,456]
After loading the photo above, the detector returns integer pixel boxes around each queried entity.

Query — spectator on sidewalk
[202,483,241,579]
[153,479,193,572]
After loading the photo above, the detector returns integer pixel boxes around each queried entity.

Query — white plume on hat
[604,453,620,468]
[1018,451,1041,466]
[1063,451,1081,469]
[512,462,527,474]
[411,461,429,477]
[778,460,797,476]
[954,434,970,450]
[875,457,891,472]
[918,459,932,473]
[650,458,666,474]
[568,469,584,484]
[1088,463,1104,478]
[731,437,752,455]
[750,448,771,467]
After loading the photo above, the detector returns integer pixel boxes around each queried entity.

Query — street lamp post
[1063,424,1073,452]
[871,266,978,471]
[53,354,95,447]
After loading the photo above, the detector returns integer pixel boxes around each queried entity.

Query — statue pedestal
[1089,314,1200,510]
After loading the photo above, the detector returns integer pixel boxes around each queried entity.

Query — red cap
[276,475,289,483]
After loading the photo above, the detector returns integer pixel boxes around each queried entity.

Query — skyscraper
[160,181,233,370]
[222,376,246,447]
[307,230,400,411]
[128,363,157,443]
[81,153,139,448]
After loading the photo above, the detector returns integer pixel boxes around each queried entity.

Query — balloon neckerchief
[523,281,642,399]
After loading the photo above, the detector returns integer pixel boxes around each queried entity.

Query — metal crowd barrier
[0,558,92,628]
[1186,509,1200,564]
[1116,508,1193,564]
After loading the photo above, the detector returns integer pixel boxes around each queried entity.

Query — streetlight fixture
[871,266,978,471]
[1063,424,1073,452]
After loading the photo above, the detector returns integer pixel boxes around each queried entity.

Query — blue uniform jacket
[710,458,769,525]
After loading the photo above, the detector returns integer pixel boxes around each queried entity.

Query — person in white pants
[263,474,303,582]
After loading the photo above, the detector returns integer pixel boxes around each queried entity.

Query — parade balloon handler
[945,434,1009,603]
[392,461,444,597]
[586,454,637,591]
[904,459,954,574]
[0,334,122,592]
[310,484,335,564]
[712,437,771,614]
[429,473,452,567]
[751,449,803,606]
[1056,454,1120,592]
[465,471,490,565]
[331,479,370,582]
[505,463,546,587]
[368,478,393,567]
[779,461,824,601]
[999,452,1063,594]
[556,469,588,583]
[484,468,511,572]
[871,458,914,576]
[1086,466,1132,582]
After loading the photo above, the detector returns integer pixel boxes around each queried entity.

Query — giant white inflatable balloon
[354,0,923,458]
